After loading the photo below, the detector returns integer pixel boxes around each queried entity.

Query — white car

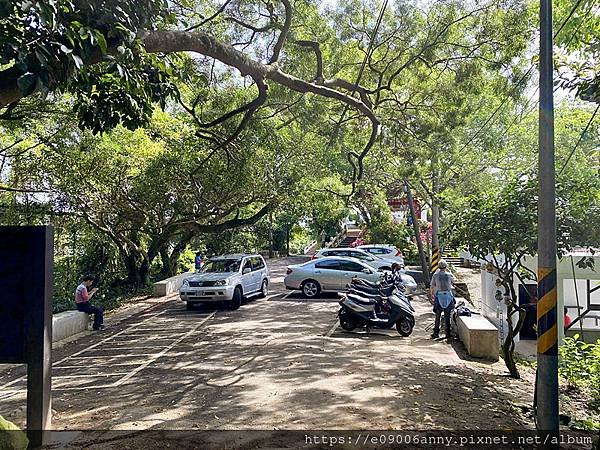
[285,257,384,298]
[313,248,397,271]
[285,257,417,298]
[180,254,269,310]
[357,244,404,266]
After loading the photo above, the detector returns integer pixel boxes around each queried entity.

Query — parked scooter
[338,275,415,336]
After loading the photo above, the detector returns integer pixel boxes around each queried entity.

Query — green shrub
[559,334,600,404]
[0,416,28,450]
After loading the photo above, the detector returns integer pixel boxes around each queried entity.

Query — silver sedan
[284,257,384,298]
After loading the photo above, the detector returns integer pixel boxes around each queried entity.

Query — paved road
[0,257,534,446]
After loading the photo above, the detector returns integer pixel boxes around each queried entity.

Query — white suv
[180,254,269,310]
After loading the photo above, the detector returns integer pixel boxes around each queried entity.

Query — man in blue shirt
[430,260,456,339]
[195,252,203,271]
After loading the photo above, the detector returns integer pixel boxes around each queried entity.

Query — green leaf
[94,31,108,54]
[71,54,83,69]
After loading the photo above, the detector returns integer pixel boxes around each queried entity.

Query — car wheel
[301,280,321,298]
[258,280,268,298]
[396,317,414,337]
[229,287,242,310]
[186,302,195,311]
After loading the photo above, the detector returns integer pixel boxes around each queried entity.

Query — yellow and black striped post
[537,268,558,356]
[536,0,559,435]
[430,245,440,276]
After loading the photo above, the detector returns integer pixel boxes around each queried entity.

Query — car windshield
[202,259,241,273]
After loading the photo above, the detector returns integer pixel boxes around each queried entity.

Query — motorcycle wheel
[339,310,357,331]
[396,318,414,337]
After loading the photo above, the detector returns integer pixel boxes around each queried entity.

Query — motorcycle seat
[348,289,385,302]
[353,279,380,289]
[347,293,377,305]
[351,286,380,296]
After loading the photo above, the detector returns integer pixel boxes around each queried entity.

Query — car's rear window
[315,259,343,270]
[202,259,241,273]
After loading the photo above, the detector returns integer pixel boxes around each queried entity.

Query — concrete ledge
[52,311,89,342]
[153,273,193,297]
[457,314,499,361]
[565,328,600,343]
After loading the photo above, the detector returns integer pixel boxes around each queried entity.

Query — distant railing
[303,240,318,255]
[329,228,346,248]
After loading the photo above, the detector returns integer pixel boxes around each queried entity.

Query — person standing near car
[430,260,455,339]
[195,252,203,271]
[75,275,104,331]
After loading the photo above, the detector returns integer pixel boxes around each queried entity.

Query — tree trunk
[164,231,195,277]
[286,226,290,257]
[406,182,430,287]
[500,274,527,379]
[431,152,441,275]
[123,251,150,287]
[502,304,521,379]
[159,247,175,278]
[269,212,274,259]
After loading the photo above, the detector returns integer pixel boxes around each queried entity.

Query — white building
[468,251,600,344]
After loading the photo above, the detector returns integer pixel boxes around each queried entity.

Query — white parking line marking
[68,354,159,359]
[112,312,216,386]
[325,319,339,337]
[52,312,217,391]
[0,308,168,391]
[53,373,129,379]
[53,363,143,369]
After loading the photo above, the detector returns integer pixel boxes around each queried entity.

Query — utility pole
[536,0,559,436]
[405,182,430,286]
[430,153,441,278]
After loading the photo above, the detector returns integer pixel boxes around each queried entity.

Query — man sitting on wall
[75,275,105,331]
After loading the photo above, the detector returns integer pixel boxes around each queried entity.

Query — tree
[554,0,600,103]
[1,0,536,195]
[446,176,537,378]
[5,107,304,284]
[446,165,600,378]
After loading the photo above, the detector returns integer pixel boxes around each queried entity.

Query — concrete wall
[153,272,194,297]
[456,315,499,361]
[565,327,600,343]
[52,311,89,342]
[479,269,514,344]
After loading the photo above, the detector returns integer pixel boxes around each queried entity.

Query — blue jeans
[433,294,455,337]
[77,302,104,329]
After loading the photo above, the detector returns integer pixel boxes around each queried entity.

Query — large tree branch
[269,0,292,64]
[294,40,324,82]
[1,28,378,190]
[142,29,380,188]
[322,77,373,109]
[184,202,274,233]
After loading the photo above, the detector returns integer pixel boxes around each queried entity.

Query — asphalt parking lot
[0,256,535,447]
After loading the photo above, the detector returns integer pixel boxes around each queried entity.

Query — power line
[456,0,588,153]
[557,103,599,176]
[553,0,587,37]
[562,0,599,48]
[328,0,388,146]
